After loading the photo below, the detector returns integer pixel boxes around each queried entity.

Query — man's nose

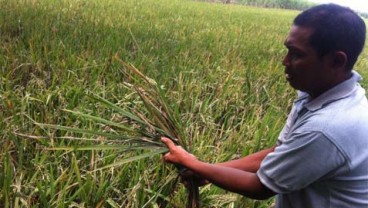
[282,54,290,67]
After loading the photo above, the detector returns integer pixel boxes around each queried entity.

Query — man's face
[283,25,333,98]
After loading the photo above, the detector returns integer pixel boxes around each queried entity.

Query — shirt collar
[299,70,362,112]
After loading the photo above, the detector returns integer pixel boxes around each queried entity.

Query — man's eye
[290,52,300,60]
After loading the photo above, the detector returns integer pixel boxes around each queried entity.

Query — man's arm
[217,146,276,173]
[181,145,276,186]
[162,137,276,200]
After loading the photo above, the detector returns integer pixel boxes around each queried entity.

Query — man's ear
[333,51,348,69]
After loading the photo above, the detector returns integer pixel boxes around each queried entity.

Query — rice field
[1,0,367,207]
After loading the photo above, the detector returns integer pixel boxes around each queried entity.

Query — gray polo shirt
[257,71,368,207]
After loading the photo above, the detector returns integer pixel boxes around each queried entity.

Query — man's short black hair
[293,4,366,70]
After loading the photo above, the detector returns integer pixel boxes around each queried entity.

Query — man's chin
[288,82,305,92]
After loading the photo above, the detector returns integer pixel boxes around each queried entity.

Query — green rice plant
[2,0,366,207]
[29,55,200,208]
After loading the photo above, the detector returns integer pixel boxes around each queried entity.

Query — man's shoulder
[320,90,368,127]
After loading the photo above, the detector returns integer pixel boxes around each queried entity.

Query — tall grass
[1,0,367,207]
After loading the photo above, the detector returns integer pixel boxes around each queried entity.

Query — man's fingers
[161,137,176,149]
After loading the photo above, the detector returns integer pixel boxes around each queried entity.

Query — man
[162,4,368,207]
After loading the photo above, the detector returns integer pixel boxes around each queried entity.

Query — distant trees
[358,11,368,19]
[196,0,368,18]
[235,0,368,18]
[235,0,315,10]
[195,0,314,10]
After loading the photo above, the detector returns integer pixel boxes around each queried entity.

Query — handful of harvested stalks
[30,54,200,208]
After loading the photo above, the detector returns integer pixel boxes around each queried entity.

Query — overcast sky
[309,0,368,13]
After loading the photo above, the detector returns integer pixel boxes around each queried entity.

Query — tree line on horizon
[196,0,368,18]
[196,0,314,10]
[236,0,314,10]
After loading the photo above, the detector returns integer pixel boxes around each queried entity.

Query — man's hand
[161,137,209,187]
[161,137,197,166]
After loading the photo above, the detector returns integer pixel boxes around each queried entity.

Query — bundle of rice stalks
[30,54,200,208]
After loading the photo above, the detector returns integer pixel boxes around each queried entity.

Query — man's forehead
[284,25,314,47]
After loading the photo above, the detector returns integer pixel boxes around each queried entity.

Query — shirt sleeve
[257,130,346,193]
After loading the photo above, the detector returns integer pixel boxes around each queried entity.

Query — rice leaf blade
[94,148,168,171]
